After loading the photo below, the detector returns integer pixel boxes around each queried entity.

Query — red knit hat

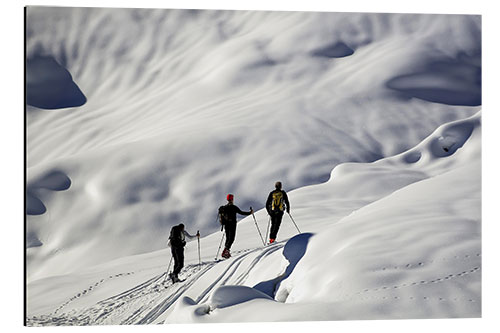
[227,194,234,201]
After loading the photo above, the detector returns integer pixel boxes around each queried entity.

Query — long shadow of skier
[253,233,313,298]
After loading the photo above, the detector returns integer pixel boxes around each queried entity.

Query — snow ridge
[26,7,481,324]
[27,111,481,324]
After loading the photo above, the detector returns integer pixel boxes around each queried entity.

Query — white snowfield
[25,7,481,325]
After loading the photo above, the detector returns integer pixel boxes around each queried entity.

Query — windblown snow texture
[25,7,481,325]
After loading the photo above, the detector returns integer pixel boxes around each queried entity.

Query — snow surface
[25,6,481,325]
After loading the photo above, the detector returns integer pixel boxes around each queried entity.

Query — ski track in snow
[27,242,481,325]
[26,111,481,324]
[25,7,481,282]
[27,242,286,326]
[25,7,481,325]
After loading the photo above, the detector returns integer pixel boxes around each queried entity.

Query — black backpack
[218,205,229,226]
[169,226,186,247]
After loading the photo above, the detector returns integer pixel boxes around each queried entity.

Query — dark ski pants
[171,246,184,277]
[270,211,284,240]
[224,224,237,250]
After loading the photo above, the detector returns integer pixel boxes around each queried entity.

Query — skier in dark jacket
[265,181,290,244]
[168,223,199,283]
[218,194,253,258]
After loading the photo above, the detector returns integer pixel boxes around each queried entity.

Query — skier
[218,194,253,258]
[168,223,200,283]
[265,181,290,244]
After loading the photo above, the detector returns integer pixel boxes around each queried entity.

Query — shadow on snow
[253,232,313,299]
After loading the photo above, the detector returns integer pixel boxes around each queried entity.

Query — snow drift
[163,112,481,323]
[25,7,480,281]
[27,111,481,324]
[25,7,481,325]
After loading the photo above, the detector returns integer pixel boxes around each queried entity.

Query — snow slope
[25,6,481,325]
[27,111,481,324]
[26,7,480,282]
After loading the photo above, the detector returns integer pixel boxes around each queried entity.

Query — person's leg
[177,247,184,278]
[225,225,236,250]
[172,247,184,277]
[223,225,236,257]
[170,247,179,281]
[276,212,284,237]
[270,212,283,240]
[269,214,277,239]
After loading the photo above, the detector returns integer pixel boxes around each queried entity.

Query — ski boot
[170,273,181,283]
[221,248,231,259]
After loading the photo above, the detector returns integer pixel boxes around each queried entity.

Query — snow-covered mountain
[25,6,481,325]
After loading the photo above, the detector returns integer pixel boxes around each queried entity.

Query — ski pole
[162,255,173,284]
[197,230,201,265]
[287,212,301,234]
[265,215,271,244]
[250,207,266,246]
[215,231,225,260]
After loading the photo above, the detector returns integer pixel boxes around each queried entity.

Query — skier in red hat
[218,194,253,258]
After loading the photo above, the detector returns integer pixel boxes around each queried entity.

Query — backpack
[218,205,229,225]
[169,226,186,248]
[271,191,284,211]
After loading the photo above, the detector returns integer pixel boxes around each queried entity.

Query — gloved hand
[196,230,200,237]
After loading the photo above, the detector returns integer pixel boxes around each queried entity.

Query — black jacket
[169,225,196,248]
[219,203,252,227]
[266,189,290,214]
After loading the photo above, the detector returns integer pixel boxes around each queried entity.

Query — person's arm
[236,205,252,216]
[283,191,290,213]
[265,192,272,213]
[183,230,200,240]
